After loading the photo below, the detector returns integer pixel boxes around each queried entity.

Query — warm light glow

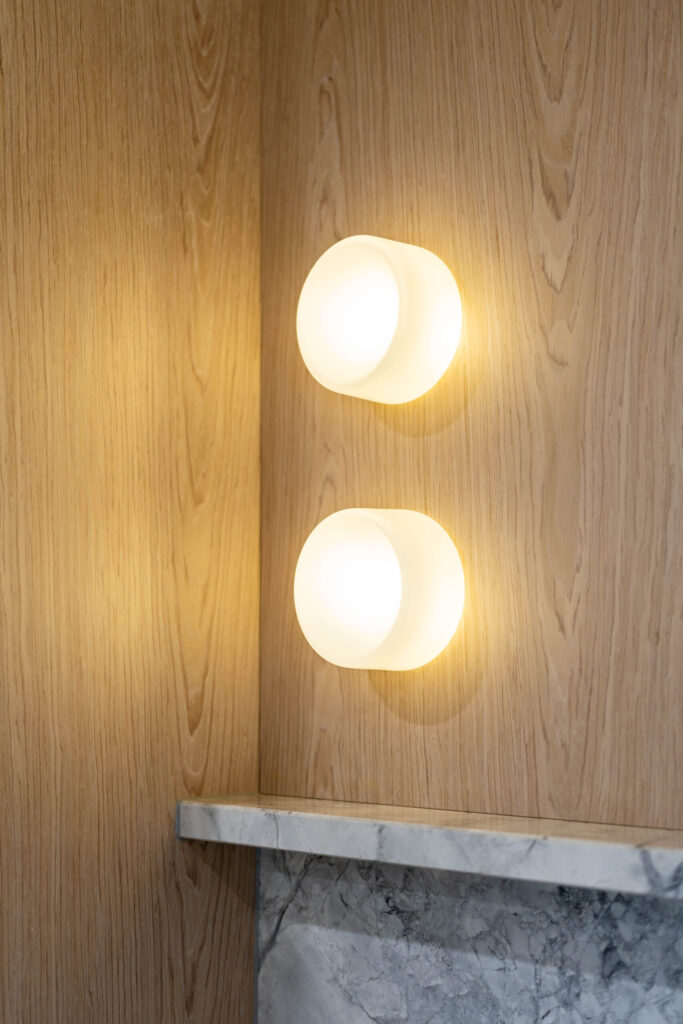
[296,235,462,404]
[294,509,465,670]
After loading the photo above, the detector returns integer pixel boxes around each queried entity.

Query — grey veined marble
[177,798,683,899]
[258,851,683,1024]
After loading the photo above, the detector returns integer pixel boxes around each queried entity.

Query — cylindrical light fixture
[294,509,465,670]
[296,235,462,403]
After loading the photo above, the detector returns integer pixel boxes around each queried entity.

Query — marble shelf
[176,794,683,900]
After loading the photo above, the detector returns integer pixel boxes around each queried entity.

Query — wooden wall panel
[260,0,682,829]
[0,1,259,1020]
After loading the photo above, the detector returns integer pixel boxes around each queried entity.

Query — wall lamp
[294,509,465,671]
[296,235,462,404]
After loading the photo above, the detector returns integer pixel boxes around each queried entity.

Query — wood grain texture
[260,0,683,828]
[0,1,259,1020]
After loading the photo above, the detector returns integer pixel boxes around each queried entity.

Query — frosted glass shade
[294,509,465,670]
[296,235,462,403]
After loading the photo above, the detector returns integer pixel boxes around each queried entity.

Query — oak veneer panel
[260,0,683,828]
[0,0,259,1020]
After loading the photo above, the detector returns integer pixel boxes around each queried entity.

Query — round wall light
[296,235,462,403]
[294,508,465,670]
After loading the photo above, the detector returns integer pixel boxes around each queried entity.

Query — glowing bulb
[294,509,465,670]
[296,235,462,404]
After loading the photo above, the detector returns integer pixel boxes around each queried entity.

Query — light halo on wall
[294,508,465,670]
[296,235,462,404]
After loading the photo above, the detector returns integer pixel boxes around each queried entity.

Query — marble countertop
[176,794,683,899]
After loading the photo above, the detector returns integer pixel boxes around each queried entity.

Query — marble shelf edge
[175,794,683,900]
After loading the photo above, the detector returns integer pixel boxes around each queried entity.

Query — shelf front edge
[176,795,683,900]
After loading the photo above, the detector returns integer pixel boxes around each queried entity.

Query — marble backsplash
[258,850,683,1024]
